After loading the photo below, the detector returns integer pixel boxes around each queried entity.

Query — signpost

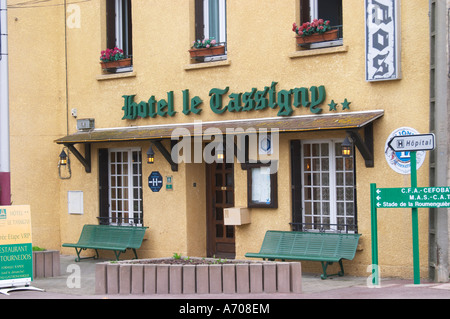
[371,133,438,285]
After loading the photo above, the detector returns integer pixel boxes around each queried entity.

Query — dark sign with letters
[148,171,163,192]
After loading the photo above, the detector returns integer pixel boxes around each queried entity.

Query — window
[297,140,356,232]
[108,148,143,226]
[195,0,227,61]
[106,0,133,69]
[300,0,343,48]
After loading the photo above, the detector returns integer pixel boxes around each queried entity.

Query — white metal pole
[0,0,11,205]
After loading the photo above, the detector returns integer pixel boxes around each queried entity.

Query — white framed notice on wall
[365,0,401,82]
[68,191,83,215]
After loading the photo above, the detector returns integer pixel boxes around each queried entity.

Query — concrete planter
[33,250,60,278]
[95,258,302,295]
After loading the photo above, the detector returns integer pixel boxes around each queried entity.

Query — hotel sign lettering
[365,0,401,81]
[121,82,353,120]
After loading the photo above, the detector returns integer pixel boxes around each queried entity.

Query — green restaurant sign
[121,83,351,120]
[0,206,33,290]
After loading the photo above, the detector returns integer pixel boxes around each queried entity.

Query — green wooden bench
[62,224,148,262]
[245,230,361,279]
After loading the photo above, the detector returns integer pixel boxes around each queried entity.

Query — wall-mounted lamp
[59,150,68,166]
[58,147,71,179]
[147,146,155,164]
[216,143,225,161]
[341,136,353,157]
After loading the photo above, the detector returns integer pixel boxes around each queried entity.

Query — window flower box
[189,45,225,58]
[295,29,338,44]
[100,47,131,70]
[293,19,338,45]
[189,37,225,58]
[100,58,132,70]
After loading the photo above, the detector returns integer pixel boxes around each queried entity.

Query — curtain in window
[196,0,226,44]
[106,0,132,57]
[208,0,220,41]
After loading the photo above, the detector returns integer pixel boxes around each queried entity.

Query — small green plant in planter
[213,257,228,264]
[32,246,46,251]
[192,37,218,49]
[173,252,182,260]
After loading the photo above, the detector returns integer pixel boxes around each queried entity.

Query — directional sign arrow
[387,133,435,152]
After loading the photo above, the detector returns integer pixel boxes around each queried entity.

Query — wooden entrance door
[206,161,235,259]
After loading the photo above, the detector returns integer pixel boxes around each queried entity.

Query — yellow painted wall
[7,0,430,278]
[7,2,66,251]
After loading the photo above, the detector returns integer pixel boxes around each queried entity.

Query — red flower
[293,19,332,37]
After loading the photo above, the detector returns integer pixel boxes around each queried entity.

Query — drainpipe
[0,0,11,205]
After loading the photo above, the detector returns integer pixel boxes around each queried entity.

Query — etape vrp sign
[0,206,33,288]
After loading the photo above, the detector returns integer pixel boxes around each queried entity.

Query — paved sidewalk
[1,255,450,299]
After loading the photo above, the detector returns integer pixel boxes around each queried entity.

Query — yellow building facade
[7,0,432,279]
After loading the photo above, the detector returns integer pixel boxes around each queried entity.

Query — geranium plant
[292,19,331,37]
[192,37,218,49]
[100,47,125,62]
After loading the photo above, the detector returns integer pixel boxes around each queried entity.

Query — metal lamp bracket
[346,123,374,168]
[152,140,178,172]
[64,143,92,173]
